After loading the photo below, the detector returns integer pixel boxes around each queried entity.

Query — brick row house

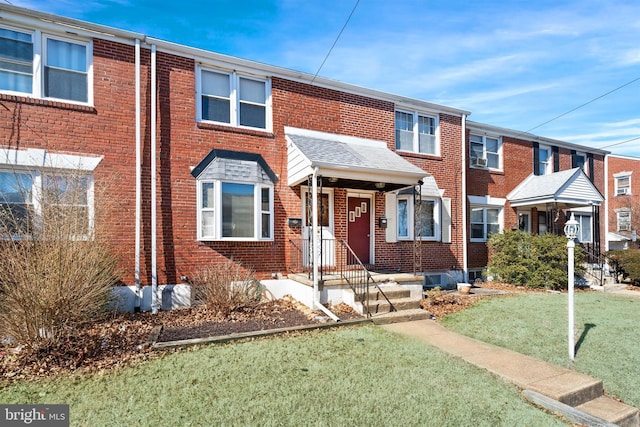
[606,154,640,250]
[0,5,609,313]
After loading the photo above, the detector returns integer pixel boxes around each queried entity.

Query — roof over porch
[285,127,429,192]
[507,168,604,210]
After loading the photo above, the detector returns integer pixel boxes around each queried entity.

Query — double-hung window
[199,68,271,131]
[615,172,631,196]
[395,110,438,155]
[0,27,33,94]
[470,134,501,169]
[0,25,92,103]
[470,206,501,242]
[537,145,551,175]
[397,196,440,241]
[617,209,631,232]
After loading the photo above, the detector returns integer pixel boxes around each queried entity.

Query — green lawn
[441,291,640,408]
[0,326,567,426]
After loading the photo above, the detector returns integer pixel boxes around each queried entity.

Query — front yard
[441,290,640,408]
[0,325,566,426]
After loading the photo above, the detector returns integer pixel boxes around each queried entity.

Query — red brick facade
[607,155,640,248]
[0,7,610,288]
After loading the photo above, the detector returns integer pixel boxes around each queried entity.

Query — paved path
[382,319,639,426]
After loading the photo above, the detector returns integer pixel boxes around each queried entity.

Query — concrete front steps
[354,284,431,325]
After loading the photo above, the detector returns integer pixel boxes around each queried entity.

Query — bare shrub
[0,168,119,348]
[191,259,262,316]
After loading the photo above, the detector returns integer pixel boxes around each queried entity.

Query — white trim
[0,148,102,170]
[467,195,507,206]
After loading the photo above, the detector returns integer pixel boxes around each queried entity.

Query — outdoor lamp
[564,212,579,361]
[564,213,579,240]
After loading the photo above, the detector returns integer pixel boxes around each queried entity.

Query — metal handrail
[335,239,396,317]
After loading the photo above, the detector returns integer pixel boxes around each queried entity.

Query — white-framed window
[197,180,273,241]
[470,206,501,242]
[0,169,93,239]
[0,25,92,104]
[574,213,592,243]
[537,145,551,175]
[470,134,501,169]
[198,67,271,131]
[395,110,439,155]
[614,172,631,196]
[397,196,440,241]
[574,152,587,172]
[617,209,631,232]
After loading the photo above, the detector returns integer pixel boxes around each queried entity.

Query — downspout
[134,38,142,311]
[604,154,609,252]
[150,44,159,314]
[311,167,339,322]
[461,114,468,281]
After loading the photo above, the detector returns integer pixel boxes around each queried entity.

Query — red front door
[347,197,371,264]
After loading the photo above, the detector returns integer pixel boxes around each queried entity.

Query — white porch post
[312,167,320,306]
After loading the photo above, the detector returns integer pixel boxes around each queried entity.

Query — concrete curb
[150,318,371,350]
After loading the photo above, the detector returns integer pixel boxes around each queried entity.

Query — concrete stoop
[354,284,430,325]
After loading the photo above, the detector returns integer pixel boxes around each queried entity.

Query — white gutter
[461,114,468,281]
[134,39,142,310]
[311,167,340,322]
[150,44,159,314]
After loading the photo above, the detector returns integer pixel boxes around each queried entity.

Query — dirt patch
[0,297,362,384]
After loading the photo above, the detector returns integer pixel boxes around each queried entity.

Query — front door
[347,197,371,264]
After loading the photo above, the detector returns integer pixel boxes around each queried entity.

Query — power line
[524,75,640,135]
[309,0,360,86]
[600,135,640,149]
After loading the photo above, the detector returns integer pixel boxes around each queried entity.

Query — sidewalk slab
[381,319,639,426]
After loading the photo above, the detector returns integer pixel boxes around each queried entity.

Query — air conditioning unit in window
[472,157,488,168]
[617,187,630,195]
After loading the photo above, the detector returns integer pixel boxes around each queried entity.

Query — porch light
[374,182,385,189]
[564,212,579,361]
[564,213,579,240]
[328,177,338,183]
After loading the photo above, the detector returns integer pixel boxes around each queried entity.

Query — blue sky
[11,0,640,156]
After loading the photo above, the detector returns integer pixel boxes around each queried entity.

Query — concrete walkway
[382,319,639,427]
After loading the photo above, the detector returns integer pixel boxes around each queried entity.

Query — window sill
[197,121,275,138]
[0,93,96,113]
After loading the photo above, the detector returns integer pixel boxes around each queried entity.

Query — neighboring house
[0,5,610,312]
[606,154,640,251]
[465,122,607,279]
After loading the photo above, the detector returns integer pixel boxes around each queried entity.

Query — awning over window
[286,127,429,192]
[191,149,278,184]
[507,168,603,209]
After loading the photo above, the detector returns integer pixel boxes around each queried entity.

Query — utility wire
[308,0,360,85]
[600,135,640,149]
[523,75,640,135]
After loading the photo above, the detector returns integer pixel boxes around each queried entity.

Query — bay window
[198,181,272,240]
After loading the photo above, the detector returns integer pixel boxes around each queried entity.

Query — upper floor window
[617,209,631,232]
[614,172,631,196]
[470,134,501,169]
[0,25,91,104]
[198,68,271,131]
[537,145,551,175]
[397,196,440,241]
[395,110,438,156]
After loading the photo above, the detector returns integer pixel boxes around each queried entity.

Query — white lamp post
[564,212,579,361]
